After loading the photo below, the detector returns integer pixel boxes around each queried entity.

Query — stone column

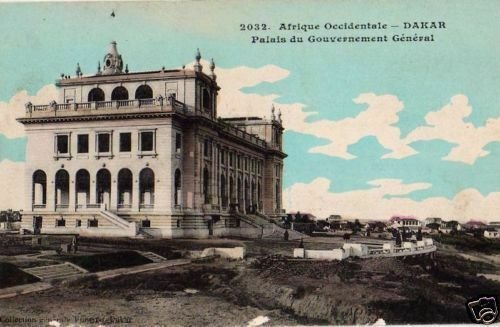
[212,144,219,207]
[68,176,76,211]
[47,178,56,212]
[110,174,118,211]
[90,179,97,207]
[132,178,140,211]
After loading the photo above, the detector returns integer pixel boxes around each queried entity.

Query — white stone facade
[18,42,287,238]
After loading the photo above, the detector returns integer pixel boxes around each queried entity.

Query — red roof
[390,216,418,223]
[464,220,487,226]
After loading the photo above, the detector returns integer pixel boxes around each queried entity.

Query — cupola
[102,41,124,75]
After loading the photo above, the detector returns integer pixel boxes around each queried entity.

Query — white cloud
[209,62,415,160]
[402,95,500,164]
[0,160,25,210]
[0,85,58,139]
[300,93,417,160]
[284,178,500,223]
[216,63,500,164]
[213,63,499,164]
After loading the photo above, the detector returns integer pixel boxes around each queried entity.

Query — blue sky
[0,1,498,219]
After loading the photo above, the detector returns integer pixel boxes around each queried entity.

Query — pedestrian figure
[396,230,402,246]
[284,229,289,241]
[417,228,423,241]
[299,238,304,248]
[71,235,78,253]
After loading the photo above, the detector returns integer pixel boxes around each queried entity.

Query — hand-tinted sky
[0,1,498,219]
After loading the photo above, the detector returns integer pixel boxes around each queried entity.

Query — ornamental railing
[25,97,277,151]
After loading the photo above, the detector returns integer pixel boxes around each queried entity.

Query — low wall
[201,247,246,259]
[403,242,415,249]
[383,243,395,252]
[343,243,369,257]
[293,238,436,261]
[293,248,348,261]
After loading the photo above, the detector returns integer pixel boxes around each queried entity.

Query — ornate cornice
[17,111,181,124]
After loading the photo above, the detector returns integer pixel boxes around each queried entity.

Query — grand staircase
[99,210,137,236]
[234,212,306,240]
[22,262,87,281]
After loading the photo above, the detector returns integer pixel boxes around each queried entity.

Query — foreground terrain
[0,236,499,326]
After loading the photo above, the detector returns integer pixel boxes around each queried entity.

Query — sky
[0,0,499,222]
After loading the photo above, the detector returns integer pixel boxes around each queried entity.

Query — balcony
[24,97,187,119]
[75,204,103,211]
[117,204,132,210]
[22,98,277,152]
[139,204,154,211]
[55,204,69,211]
[32,204,46,210]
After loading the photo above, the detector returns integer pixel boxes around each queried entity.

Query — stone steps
[236,213,307,240]
[136,229,155,239]
[137,251,168,263]
[22,262,87,280]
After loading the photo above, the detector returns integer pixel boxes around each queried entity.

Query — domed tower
[102,41,124,75]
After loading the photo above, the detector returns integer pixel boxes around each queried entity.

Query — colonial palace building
[17,42,286,238]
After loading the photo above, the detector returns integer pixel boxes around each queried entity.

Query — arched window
[135,85,153,100]
[275,181,281,210]
[203,167,210,204]
[251,180,256,206]
[257,181,262,210]
[55,169,70,207]
[111,86,129,100]
[244,179,250,212]
[229,176,235,204]
[75,169,90,207]
[139,168,155,207]
[220,174,227,208]
[118,169,133,208]
[202,89,212,111]
[174,169,182,206]
[96,169,111,208]
[237,177,243,207]
[32,170,47,207]
[88,88,105,102]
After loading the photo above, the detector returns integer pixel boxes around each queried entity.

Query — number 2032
[240,24,269,31]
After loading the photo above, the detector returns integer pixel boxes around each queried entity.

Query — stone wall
[293,248,349,261]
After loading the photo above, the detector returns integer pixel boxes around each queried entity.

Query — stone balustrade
[293,238,436,261]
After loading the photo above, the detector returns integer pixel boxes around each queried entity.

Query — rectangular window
[204,139,210,157]
[76,219,81,227]
[88,219,98,228]
[139,131,155,152]
[175,133,182,153]
[56,218,65,227]
[97,133,111,153]
[56,135,69,154]
[221,150,225,165]
[142,219,151,228]
[120,133,131,152]
[229,152,233,167]
[64,88,76,104]
[77,134,89,154]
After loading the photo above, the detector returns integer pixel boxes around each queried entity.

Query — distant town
[283,211,500,240]
[2,208,499,240]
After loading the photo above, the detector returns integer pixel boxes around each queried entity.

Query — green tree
[427,223,440,231]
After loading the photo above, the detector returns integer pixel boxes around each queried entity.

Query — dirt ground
[0,236,499,326]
